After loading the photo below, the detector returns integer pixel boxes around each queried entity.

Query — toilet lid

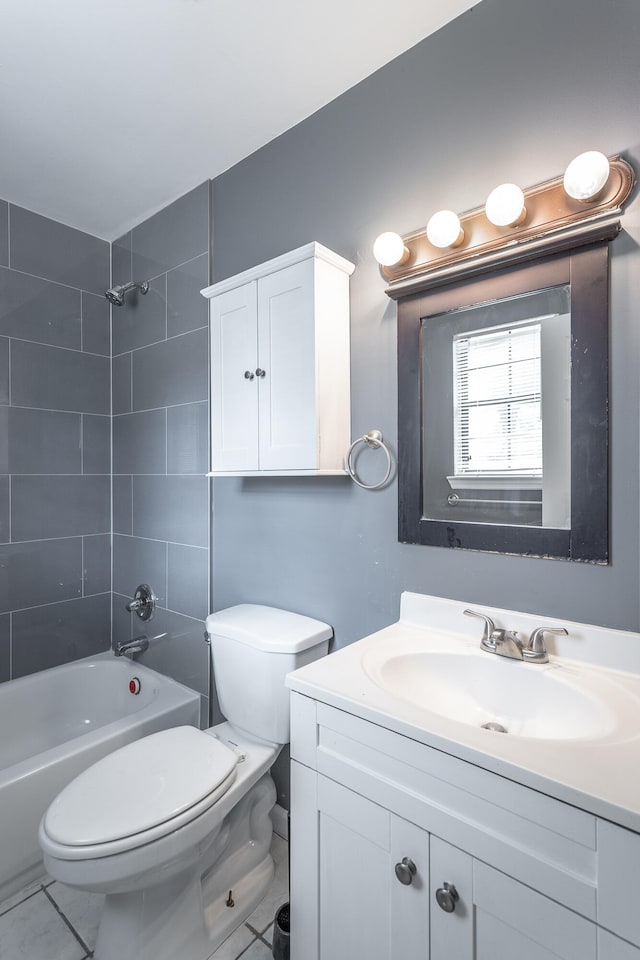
[43,726,238,846]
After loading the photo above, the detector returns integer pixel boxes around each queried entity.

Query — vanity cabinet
[202,242,354,476]
[301,771,429,959]
[290,693,640,960]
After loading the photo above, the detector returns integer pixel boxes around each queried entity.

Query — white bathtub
[0,652,201,902]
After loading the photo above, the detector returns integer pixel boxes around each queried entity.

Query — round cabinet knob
[435,882,459,913]
[394,857,417,886]
[255,368,266,378]
[244,370,255,380]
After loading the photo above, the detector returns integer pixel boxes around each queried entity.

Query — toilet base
[93,774,277,960]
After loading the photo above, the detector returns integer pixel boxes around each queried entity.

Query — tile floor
[0,834,288,960]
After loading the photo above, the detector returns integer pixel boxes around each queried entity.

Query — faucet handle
[524,625,568,663]
[463,609,496,645]
[125,584,156,622]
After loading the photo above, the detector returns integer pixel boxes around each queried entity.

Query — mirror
[397,243,609,562]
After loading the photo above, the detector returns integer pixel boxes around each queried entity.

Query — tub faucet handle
[125,584,156,622]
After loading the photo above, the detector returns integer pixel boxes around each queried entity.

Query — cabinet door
[430,837,596,960]
[257,259,317,470]
[210,282,259,471]
[291,764,429,960]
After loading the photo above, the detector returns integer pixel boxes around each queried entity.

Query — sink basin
[362,646,617,740]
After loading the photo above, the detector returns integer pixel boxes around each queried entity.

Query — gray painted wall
[0,202,111,680]
[210,0,640,664]
[111,182,213,724]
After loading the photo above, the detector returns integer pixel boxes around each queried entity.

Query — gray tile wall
[111,182,211,718]
[0,201,111,681]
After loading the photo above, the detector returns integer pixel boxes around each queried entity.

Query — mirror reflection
[422,285,571,529]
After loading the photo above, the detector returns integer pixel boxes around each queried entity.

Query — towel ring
[346,430,393,490]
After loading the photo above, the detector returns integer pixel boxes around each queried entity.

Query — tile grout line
[112,322,208,359]
[4,403,108,418]
[112,533,208,550]
[130,249,208,286]
[9,591,111,616]
[42,885,92,957]
[164,271,168,340]
[245,921,275,946]
[113,397,208,417]
[5,531,205,549]
[0,882,45,919]
[8,332,110,360]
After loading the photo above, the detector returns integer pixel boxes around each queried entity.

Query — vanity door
[291,763,429,960]
[430,836,597,960]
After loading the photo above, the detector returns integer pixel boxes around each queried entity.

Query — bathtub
[0,652,201,902]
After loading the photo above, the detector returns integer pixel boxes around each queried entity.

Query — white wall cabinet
[202,242,354,476]
[290,693,640,960]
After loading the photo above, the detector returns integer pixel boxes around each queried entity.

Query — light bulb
[426,210,464,249]
[563,151,610,201]
[485,183,526,227]
[373,232,409,267]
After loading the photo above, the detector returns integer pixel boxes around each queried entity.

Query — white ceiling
[0,0,478,240]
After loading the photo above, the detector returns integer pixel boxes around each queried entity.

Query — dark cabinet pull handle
[435,882,459,913]
[394,857,417,885]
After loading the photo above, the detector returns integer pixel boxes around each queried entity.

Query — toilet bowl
[39,605,331,960]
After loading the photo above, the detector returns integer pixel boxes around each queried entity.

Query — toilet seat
[41,726,238,859]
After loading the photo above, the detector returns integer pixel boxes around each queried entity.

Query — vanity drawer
[291,694,598,920]
[597,820,640,949]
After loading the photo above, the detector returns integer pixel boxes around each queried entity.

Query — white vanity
[287,593,640,959]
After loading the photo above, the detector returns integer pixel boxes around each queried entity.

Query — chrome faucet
[463,610,567,664]
[114,635,149,659]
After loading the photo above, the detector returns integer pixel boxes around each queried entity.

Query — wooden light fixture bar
[382,156,635,300]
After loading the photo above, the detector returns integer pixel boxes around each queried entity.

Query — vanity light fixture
[485,182,526,227]
[375,153,634,299]
[372,231,410,267]
[426,209,464,249]
[563,150,611,201]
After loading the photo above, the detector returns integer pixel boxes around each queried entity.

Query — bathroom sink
[362,647,616,740]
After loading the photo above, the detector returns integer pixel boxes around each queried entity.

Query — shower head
[105,280,150,306]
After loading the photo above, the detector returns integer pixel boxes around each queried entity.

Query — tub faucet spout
[114,635,149,659]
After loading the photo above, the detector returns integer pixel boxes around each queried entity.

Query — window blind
[453,322,542,478]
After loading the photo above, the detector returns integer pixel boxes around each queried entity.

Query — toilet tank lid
[206,604,332,653]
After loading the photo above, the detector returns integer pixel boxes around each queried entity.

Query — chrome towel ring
[346,430,393,490]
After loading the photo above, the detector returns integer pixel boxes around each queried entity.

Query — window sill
[447,474,543,491]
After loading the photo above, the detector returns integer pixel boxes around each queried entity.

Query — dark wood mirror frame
[397,240,610,562]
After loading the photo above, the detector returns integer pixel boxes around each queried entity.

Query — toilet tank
[206,604,332,744]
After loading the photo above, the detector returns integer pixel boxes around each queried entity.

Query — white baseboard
[271,803,289,841]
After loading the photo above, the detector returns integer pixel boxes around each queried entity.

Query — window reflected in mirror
[422,285,571,529]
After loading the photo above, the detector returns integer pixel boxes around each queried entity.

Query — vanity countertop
[287,592,640,833]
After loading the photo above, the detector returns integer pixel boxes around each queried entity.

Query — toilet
[38,604,331,960]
